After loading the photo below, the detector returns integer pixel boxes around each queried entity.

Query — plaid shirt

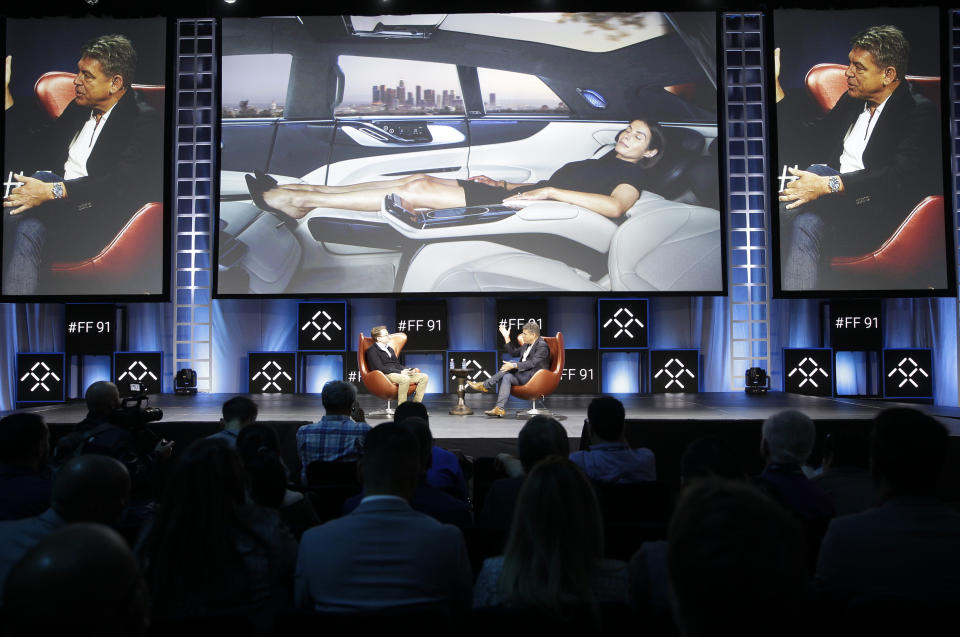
[296,415,371,483]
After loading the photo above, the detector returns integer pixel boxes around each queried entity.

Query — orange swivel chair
[32,72,165,293]
[509,332,565,419]
[803,64,944,283]
[357,332,419,418]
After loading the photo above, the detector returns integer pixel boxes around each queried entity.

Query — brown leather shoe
[467,380,489,393]
[484,406,506,418]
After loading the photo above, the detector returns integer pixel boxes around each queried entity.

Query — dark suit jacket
[779,81,940,247]
[504,337,551,384]
[10,90,162,255]
[364,344,404,375]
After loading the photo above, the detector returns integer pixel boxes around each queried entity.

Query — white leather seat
[608,193,722,291]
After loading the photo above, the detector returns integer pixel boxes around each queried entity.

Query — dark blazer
[13,90,163,254]
[779,81,940,245]
[365,344,404,375]
[504,337,551,384]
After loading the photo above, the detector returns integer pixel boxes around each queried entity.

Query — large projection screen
[2,17,168,299]
[217,13,724,296]
[771,7,954,296]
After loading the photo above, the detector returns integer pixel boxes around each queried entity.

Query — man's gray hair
[81,34,137,89]
[762,410,815,465]
[851,25,910,82]
[321,380,357,412]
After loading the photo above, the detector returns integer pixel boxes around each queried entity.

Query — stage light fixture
[175,368,198,395]
[744,367,769,394]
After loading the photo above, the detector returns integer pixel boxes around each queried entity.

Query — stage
[8,392,959,499]
[12,391,960,435]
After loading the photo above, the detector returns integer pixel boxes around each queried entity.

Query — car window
[476,67,569,116]
[335,55,465,116]
[221,54,292,118]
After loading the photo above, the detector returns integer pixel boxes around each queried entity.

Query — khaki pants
[386,372,429,404]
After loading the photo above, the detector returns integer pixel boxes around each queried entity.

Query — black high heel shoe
[245,173,298,229]
[253,169,278,189]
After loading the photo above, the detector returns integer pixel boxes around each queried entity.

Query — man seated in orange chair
[2,34,162,294]
[364,325,429,405]
[775,25,940,290]
[468,320,550,418]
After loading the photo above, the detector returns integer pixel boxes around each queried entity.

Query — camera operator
[67,382,173,534]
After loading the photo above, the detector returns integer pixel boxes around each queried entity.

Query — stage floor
[11,391,960,438]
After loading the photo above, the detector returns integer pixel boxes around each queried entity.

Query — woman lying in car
[245,119,665,222]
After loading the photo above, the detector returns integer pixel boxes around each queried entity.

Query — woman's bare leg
[261,176,467,219]
[275,173,460,194]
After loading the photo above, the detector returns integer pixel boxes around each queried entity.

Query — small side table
[449,368,474,415]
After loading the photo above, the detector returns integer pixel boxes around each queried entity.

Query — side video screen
[217,12,724,296]
[2,17,168,299]
[772,7,952,296]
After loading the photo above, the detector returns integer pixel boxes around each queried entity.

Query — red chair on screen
[803,64,943,281]
[33,72,165,291]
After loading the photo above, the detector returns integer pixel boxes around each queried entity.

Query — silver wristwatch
[51,182,65,199]
[828,175,841,194]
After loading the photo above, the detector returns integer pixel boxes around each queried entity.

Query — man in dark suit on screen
[775,25,940,290]
[3,34,162,294]
[468,320,550,418]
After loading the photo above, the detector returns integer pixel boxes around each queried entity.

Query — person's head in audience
[221,396,258,432]
[399,416,433,477]
[394,400,428,425]
[0,412,49,471]
[138,437,252,615]
[761,410,815,467]
[680,437,744,485]
[321,380,356,417]
[668,479,810,637]
[822,426,870,472]
[500,456,604,614]
[871,408,947,499]
[517,415,569,473]
[3,523,149,637]
[587,395,626,444]
[85,381,121,417]
[52,455,130,524]
[237,424,286,509]
[359,422,420,501]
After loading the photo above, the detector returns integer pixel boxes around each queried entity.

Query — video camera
[110,395,163,430]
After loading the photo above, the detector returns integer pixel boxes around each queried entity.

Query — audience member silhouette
[477,415,569,530]
[208,395,259,445]
[137,437,297,633]
[237,424,320,540]
[3,523,150,637]
[394,401,468,501]
[344,417,472,528]
[754,409,834,561]
[570,395,656,484]
[816,408,960,606]
[295,422,472,612]
[812,426,880,516]
[629,437,746,618]
[473,456,628,615]
[0,454,130,602]
[0,412,51,521]
[296,380,370,484]
[668,478,812,637]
